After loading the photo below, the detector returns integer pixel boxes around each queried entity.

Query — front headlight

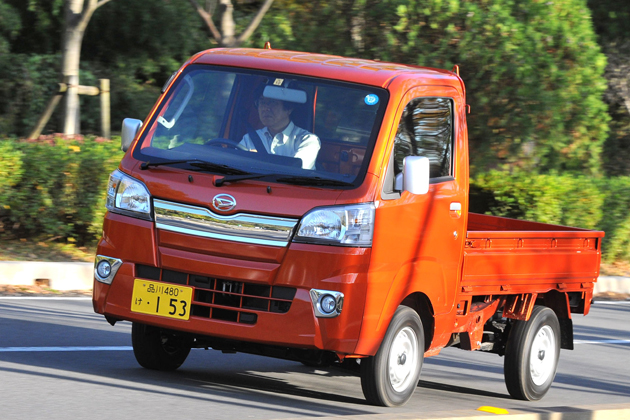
[294,203,375,247]
[106,169,152,220]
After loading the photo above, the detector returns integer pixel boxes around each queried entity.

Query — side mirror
[121,118,143,152]
[394,156,430,195]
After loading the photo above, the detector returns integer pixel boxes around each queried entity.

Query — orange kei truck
[93,48,604,407]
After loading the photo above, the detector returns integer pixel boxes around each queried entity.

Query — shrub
[0,136,123,245]
[471,170,630,260]
[0,140,24,227]
[595,177,630,261]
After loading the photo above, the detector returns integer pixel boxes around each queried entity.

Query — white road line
[593,301,630,305]
[574,339,630,345]
[0,346,132,352]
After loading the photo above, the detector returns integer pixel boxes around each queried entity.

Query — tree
[0,1,21,55]
[605,41,630,117]
[188,0,275,47]
[61,0,114,135]
[253,0,610,175]
[587,0,630,176]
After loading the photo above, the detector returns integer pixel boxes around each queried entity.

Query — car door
[370,85,468,326]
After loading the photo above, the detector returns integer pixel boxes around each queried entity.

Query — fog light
[320,294,337,315]
[309,289,344,318]
[94,255,123,285]
[96,260,112,278]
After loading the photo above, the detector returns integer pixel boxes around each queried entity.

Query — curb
[0,261,93,291]
[594,275,630,294]
[0,261,629,295]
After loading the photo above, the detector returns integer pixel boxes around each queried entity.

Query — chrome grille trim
[154,199,298,247]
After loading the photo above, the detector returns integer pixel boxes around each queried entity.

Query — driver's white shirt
[240,122,321,170]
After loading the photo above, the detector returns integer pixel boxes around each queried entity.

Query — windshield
[134,65,389,188]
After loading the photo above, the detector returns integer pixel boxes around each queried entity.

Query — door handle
[450,202,462,219]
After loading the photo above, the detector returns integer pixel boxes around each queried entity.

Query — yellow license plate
[131,279,192,320]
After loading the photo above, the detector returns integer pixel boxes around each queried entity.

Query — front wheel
[131,323,192,371]
[360,306,424,407]
[504,306,561,401]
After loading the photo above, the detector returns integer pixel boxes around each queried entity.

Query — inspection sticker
[364,94,379,105]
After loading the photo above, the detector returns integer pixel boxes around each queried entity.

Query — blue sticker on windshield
[364,94,379,106]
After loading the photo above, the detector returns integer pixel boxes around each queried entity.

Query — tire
[504,306,561,401]
[360,306,424,407]
[131,322,192,371]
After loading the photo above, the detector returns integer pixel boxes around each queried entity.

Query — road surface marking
[574,339,630,345]
[593,301,630,305]
[0,346,132,352]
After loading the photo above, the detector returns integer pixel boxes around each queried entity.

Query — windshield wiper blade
[274,176,354,187]
[140,159,201,170]
[215,173,277,187]
[188,161,249,175]
[139,159,249,175]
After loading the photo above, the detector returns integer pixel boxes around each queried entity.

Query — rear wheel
[504,306,560,400]
[360,306,424,406]
[131,322,192,371]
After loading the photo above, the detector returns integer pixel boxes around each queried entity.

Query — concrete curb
[279,404,630,420]
[0,261,93,291]
[594,275,630,294]
[1,261,630,295]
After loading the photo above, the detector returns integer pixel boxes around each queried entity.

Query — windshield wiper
[140,159,249,175]
[140,159,199,170]
[216,174,354,187]
[274,176,354,187]
[215,173,277,187]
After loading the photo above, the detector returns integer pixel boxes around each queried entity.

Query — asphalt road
[0,297,629,420]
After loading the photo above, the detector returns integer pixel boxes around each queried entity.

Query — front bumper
[93,212,370,354]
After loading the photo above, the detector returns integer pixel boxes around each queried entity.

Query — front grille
[135,264,296,325]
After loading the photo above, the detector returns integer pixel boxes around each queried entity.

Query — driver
[240,93,320,170]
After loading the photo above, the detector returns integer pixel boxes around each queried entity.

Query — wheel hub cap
[388,326,419,392]
[398,353,407,365]
[530,325,556,386]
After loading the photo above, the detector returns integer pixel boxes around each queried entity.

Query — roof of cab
[190,48,459,88]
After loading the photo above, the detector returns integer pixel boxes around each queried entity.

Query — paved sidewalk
[1,261,630,295]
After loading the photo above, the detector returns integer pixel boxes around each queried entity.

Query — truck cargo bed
[461,213,604,295]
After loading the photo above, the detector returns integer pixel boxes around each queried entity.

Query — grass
[0,239,95,262]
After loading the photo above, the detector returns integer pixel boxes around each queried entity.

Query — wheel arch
[541,290,574,350]
[400,292,435,352]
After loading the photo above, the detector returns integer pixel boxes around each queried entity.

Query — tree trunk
[190,0,275,48]
[61,0,112,135]
[62,26,83,133]
[219,0,235,47]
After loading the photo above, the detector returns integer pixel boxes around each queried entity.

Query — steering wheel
[205,138,248,151]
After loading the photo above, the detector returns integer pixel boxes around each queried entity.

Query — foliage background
[0,137,123,246]
[0,0,629,262]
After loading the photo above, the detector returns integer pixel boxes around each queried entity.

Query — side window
[393,97,453,179]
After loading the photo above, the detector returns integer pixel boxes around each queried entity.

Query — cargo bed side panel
[462,213,603,295]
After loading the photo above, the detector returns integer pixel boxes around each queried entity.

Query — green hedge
[1,139,629,262]
[471,170,630,262]
[0,136,123,246]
